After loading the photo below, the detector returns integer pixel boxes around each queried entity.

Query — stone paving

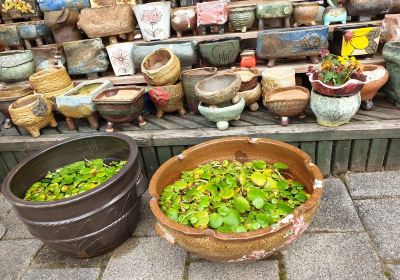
[0,172,399,280]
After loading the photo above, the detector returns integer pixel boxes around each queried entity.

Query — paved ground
[1,171,399,280]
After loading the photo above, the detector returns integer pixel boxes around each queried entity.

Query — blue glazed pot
[322,7,347,26]
[37,0,90,12]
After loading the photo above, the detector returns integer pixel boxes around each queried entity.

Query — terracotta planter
[149,82,187,118]
[31,44,66,71]
[263,86,310,126]
[331,24,381,58]
[44,9,82,44]
[256,1,292,30]
[292,1,318,27]
[141,48,181,86]
[37,0,90,12]
[383,41,400,107]
[181,67,217,114]
[197,1,228,34]
[93,86,146,132]
[171,7,197,38]
[90,0,136,8]
[78,5,136,44]
[195,73,241,106]
[344,0,400,20]
[360,65,389,110]
[256,26,329,67]
[63,39,109,76]
[149,137,323,261]
[134,1,171,41]
[56,80,113,130]
[106,42,135,77]
[0,24,23,50]
[0,50,35,82]
[1,134,148,257]
[198,37,241,67]
[228,6,256,33]
[9,94,57,137]
[238,83,261,112]
[17,20,52,49]
[261,68,296,94]
[381,14,400,43]
[229,67,258,91]
[0,0,40,22]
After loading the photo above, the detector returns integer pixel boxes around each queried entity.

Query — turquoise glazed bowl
[0,50,35,82]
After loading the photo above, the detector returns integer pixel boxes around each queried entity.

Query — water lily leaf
[247,188,265,201]
[166,208,179,222]
[193,211,209,229]
[278,202,293,214]
[256,213,271,226]
[273,162,288,170]
[252,197,265,209]
[209,213,223,229]
[218,206,230,216]
[251,221,261,230]
[295,192,308,202]
[223,209,240,227]
[190,216,199,224]
[252,160,267,170]
[277,180,289,190]
[220,188,235,200]
[233,196,250,213]
[251,172,266,187]
[235,226,247,233]
[198,196,210,208]
[239,173,246,186]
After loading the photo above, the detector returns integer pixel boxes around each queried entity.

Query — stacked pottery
[195,73,244,130]
[230,68,261,112]
[142,48,186,118]
[383,41,400,107]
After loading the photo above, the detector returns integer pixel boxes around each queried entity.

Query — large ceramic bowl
[0,50,35,82]
[149,137,323,262]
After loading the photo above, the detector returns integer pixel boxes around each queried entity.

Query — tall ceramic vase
[383,41,400,107]
[134,1,171,41]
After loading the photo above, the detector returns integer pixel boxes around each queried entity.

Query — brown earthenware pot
[149,82,187,118]
[360,65,389,111]
[149,137,323,262]
[44,9,82,43]
[381,14,400,43]
[238,83,261,112]
[171,7,197,38]
[0,84,33,128]
[292,1,318,27]
[229,67,259,91]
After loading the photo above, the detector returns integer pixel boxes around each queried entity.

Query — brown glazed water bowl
[149,137,323,262]
[1,134,148,258]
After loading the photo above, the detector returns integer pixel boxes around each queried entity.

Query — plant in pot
[307,50,366,127]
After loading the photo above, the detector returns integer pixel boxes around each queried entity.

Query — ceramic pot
[93,86,147,132]
[195,73,241,106]
[149,82,187,118]
[229,67,258,91]
[311,90,361,127]
[292,1,318,27]
[149,137,323,261]
[63,39,109,76]
[381,14,400,43]
[56,80,113,130]
[383,41,400,107]
[141,48,181,86]
[256,1,292,30]
[261,68,296,94]
[256,26,329,67]
[0,0,40,21]
[181,67,217,114]
[106,42,135,77]
[238,83,261,112]
[37,0,90,12]
[322,7,347,26]
[90,0,136,8]
[263,86,310,126]
[197,1,228,32]
[17,21,52,49]
[180,0,198,7]
[228,6,256,33]
[134,1,171,41]
[331,24,381,58]
[198,37,241,67]
[1,134,148,257]
[44,9,82,44]
[29,66,72,95]
[0,83,33,128]
[9,94,57,137]
[360,65,389,110]
[0,24,23,50]
[0,50,35,82]
[132,40,197,70]
[171,7,197,38]
[31,44,66,71]
[78,5,136,43]
[240,50,256,68]
[344,0,400,20]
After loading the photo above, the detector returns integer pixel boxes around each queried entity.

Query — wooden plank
[171,146,185,156]
[349,139,370,172]
[0,153,10,181]
[316,141,333,177]
[351,113,380,121]
[1,152,18,171]
[300,142,316,163]
[0,126,20,137]
[385,139,400,170]
[332,140,352,175]
[239,113,276,125]
[145,115,185,129]
[373,106,400,117]
[156,146,172,165]
[246,110,281,124]
[367,139,388,172]
[162,115,204,129]
[230,119,253,127]
[56,121,77,134]
[140,146,159,178]
[183,114,214,127]
[13,151,28,163]
[289,142,300,148]
[357,109,400,120]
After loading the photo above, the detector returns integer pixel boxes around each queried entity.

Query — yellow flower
[338,56,346,65]
[342,27,373,57]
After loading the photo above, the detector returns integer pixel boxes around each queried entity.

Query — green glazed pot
[383,41,400,107]
[228,6,256,32]
[198,37,241,67]
[0,50,35,82]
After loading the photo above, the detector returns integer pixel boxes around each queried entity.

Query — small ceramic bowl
[238,83,262,112]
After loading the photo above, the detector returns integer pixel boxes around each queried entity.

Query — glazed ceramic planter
[134,1,171,41]
[256,1,292,29]
[132,41,197,70]
[344,0,400,20]
[181,67,217,114]
[106,42,135,77]
[264,86,310,126]
[149,82,187,118]
[331,24,381,58]
[31,44,66,71]
[198,37,241,67]
[56,80,113,130]
[63,39,109,76]
[90,0,136,8]
[29,66,72,99]
[228,6,256,33]
[149,137,323,261]
[360,65,389,110]
[382,41,400,107]
[240,50,256,68]
[0,50,35,82]
[261,68,296,94]
[37,0,90,12]
[171,7,197,38]
[93,86,146,132]
[381,14,400,43]
[78,5,136,43]
[0,24,23,50]
[17,21,52,49]
[256,26,329,67]
[0,0,40,22]
[141,48,181,86]
[9,94,57,137]
[197,1,228,34]
[230,67,258,91]
[0,84,33,128]
[238,83,261,112]
[195,73,241,106]
[44,9,82,44]
[322,6,347,26]
[292,1,319,27]
[1,134,148,257]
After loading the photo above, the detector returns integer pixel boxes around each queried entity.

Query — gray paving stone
[134,192,157,237]
[0,239,42,280]
[2,208,33,240]
[388,265,400,280]
[102,237,186,280]
[21,268,101,280]
[283,233,385,280]
[309,178,364,232]
[355,198,400,260]
[188,260,279,280]
[0,195,12,219]
[345,171,400,199]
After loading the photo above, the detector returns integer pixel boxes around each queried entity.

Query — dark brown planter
[1,134,148,258]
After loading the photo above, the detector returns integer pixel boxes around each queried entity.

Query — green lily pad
[233,196,250,213]
[251,172,266,187]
